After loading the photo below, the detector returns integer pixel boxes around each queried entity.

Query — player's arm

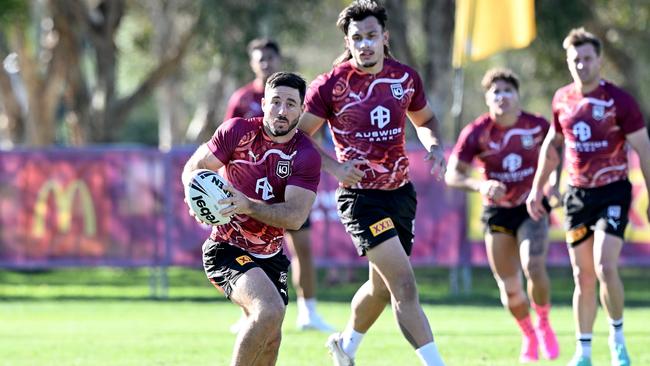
[407,103,446,179]
[626,127,650,221]
[527,127,563,220]
[221,185,316,230]
[445,156,506,200]
[298,111,365,186]
[182,144,225,187]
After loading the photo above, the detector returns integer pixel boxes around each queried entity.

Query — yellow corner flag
[452,0,536,67]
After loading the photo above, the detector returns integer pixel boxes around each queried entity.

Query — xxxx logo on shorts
[369,217,394,237]
[235,255,253,266]
[566,225,588,244]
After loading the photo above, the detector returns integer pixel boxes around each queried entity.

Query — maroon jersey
[224,81,264,119]
[552,80,645,188]
[305,59,428,190]
[452,112,549,207]
[207,117,321,256]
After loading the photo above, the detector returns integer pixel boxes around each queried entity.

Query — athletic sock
[297,297,316,318]
[608,318,625,345]
[531,302,550,327]
[415,342,445,366]
[340,327,364,358]
[516,315,537,340]
[576,333,592,358]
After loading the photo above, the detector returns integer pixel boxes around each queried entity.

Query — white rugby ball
[184,169,233,226]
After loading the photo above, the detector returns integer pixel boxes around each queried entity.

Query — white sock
[297,297,316,318]
[576,333,592,358]
[340,327,364,358]
[415,342,445,366]
[609,318,625,345]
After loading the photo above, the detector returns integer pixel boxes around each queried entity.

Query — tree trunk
[422,0,455,139]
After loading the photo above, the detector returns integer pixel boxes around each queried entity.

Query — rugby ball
[184,169,233,226]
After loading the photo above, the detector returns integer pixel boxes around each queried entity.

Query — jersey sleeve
[223,92,242,120]
[207,118,242,164]
[304,74,332,119]
[451,122,480,164]
[614,89,646,134]
[408,68,428,112]
[287,140,322,193]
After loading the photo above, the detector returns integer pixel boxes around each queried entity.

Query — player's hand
[425,145,446,180]
[526,188,546,221]
[479,180,507,201]
[219,185,252,216]
[335,159,367,187]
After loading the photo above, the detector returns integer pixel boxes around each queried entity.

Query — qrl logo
[573,121,591,142]
[32,180,96,238]
[502,153,522,173]
[370,105,390,129]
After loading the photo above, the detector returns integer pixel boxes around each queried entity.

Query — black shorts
[336,182,417,256]
[482,199,551,236]
[202,239,290,305]
[564,179,632,246]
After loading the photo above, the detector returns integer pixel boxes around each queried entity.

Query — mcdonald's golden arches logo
[32,179,97,238]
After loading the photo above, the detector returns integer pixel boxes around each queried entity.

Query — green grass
[1,267,649,365]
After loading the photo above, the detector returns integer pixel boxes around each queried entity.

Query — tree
[0,0,196,146]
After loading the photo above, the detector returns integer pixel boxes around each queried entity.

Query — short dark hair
[562,27,601,56]
[247,38,281,57]
[481,68,520,92]
[334,0,393,65]
[265,72,307,103]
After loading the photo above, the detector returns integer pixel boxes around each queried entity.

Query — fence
[1,147,649,272]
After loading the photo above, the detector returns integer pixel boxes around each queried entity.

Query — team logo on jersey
[255,177,275,200]
[369,217,394,236]
[370,105,390,129]
[592,105,605,120]
[279,272,288,285]
[502,153,522,172]
[235,255,253,266]
[572,121,591,142]
[390,83,404,100]
[276,160,291,178]
[521,135,534,149]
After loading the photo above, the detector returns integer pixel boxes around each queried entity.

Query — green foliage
[196,0,321,83]
[119,97,159,146]
[0,0,28,25]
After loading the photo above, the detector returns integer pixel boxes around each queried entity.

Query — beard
[265,116,299,137]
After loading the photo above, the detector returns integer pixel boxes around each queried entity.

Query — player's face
[345,16,388,71]
[485,80,520,116]
[262,86,302,138]
[566,43,601,86]
[250,48,281,81]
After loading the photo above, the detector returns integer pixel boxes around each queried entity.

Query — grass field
[1,267,649,365]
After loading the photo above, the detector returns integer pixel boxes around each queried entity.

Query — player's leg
[202,240,287,365]
[366,237,444,365]
[229,268,286,366]
[567,235,597,365]
[486,231,537,363]
[285,223,333,332]
[517,216,558,360]
[593,229,629,366]
[332,262,390,361]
